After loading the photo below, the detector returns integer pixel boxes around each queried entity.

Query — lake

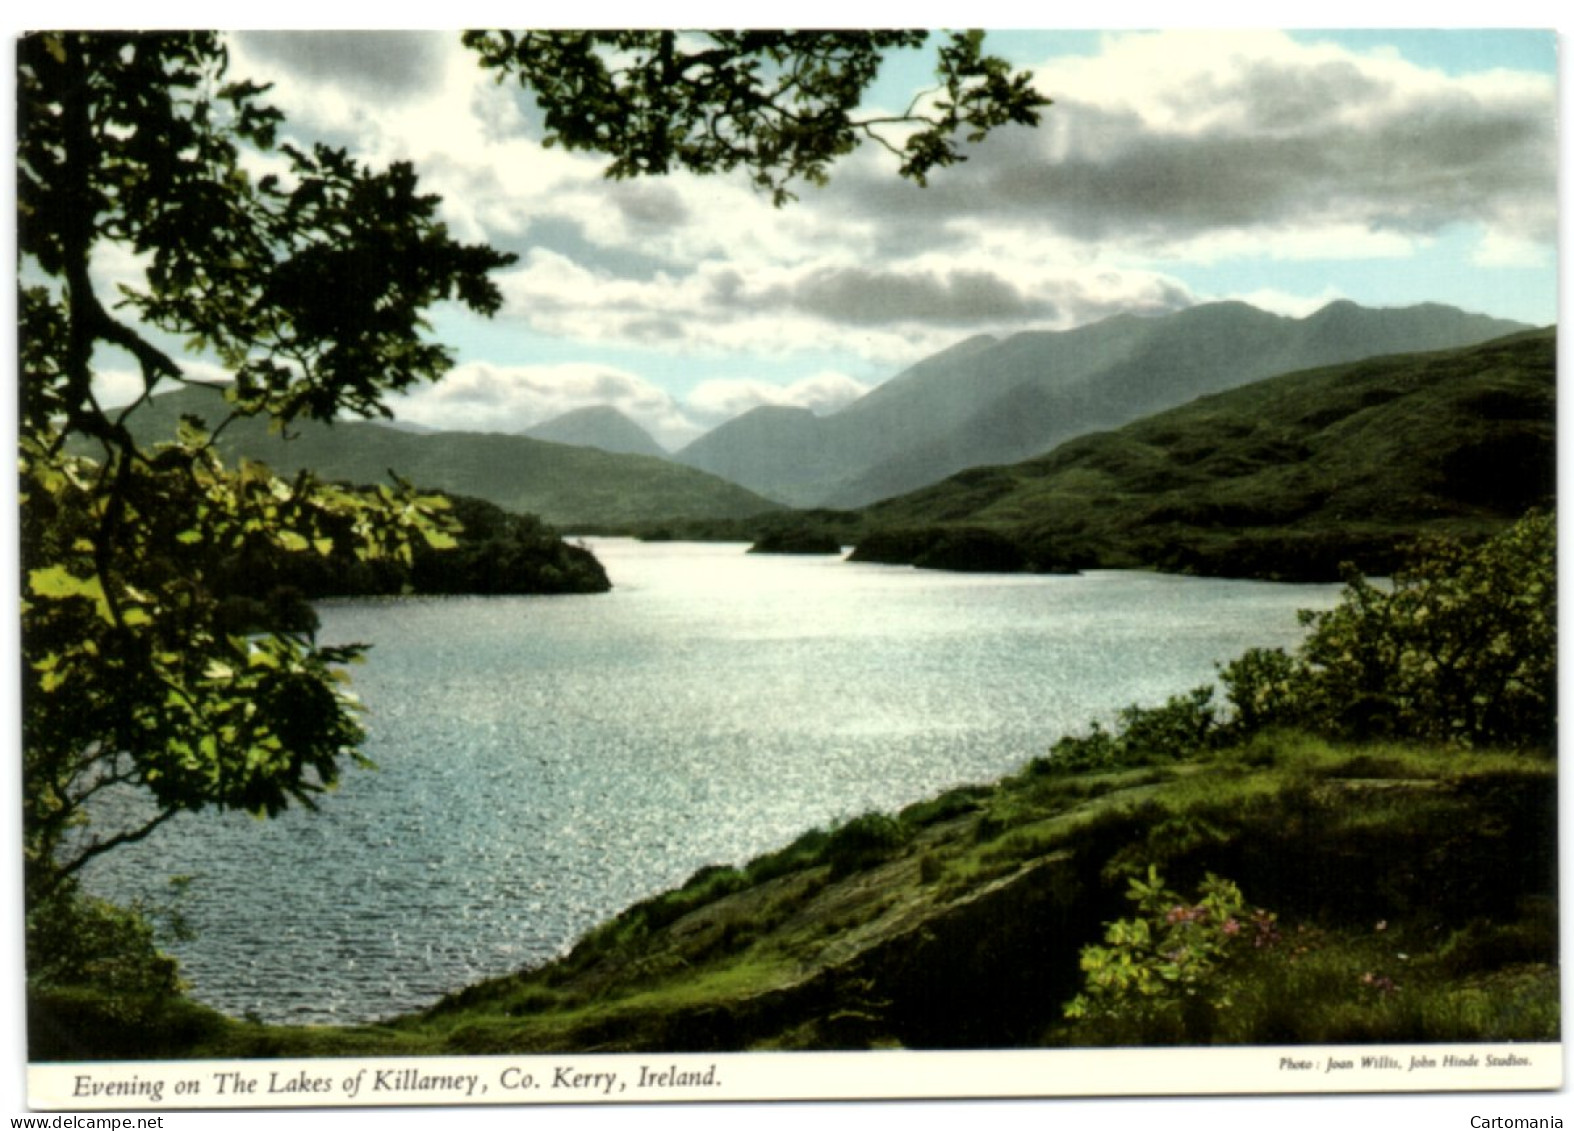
[80,539,1345,1025]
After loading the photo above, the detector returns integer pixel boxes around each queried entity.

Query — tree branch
[50,806,182,893]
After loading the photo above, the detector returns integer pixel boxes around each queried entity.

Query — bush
[825,812,910,878]
[1219,510,1555,749]
[1064,866,1278,1028]
[1048,686,1220,773]
[26,883,185,1000]
[898,785,989,828]
[1217,646,1304,736]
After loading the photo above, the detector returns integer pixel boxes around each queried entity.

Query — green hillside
[677,301,1528,509]
[212,491,611,608]
[118,385,782,528]
[856,328,1555,580]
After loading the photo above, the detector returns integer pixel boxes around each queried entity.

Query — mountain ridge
[676,300,1529,509]
[853,326,1555,579]
[114,384,782,528]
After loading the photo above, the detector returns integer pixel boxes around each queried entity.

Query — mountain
[676,301,1530,509]
[852,327,1555,580]
[116,385,782,528]
[523,405,669,459]
[672,405,849,508]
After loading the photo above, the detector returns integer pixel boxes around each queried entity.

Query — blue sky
[72,24,1560,448]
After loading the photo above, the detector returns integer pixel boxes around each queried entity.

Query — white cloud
[1225,287,1349,320]
[839,30,1555,257]
[92,358,238,414]
[192,29,1555,432]
[388,361,882,447]
[492,244,1201,367]
[1472,230,1553,269]
[386,361,701,448]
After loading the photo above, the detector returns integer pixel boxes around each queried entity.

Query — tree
[463,29,1049,204]
[18,31,515,904]
[1218,510,1556,749]
[17,30,1048,916]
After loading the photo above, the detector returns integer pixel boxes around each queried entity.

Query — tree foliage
[463,29,1049,204]
[1220,510,1556,749]
[18,30,1043,921]
[1064,867,1278,1026]
[218,491,612,601]
[1045,510,1556,774]
[17,31,516,903]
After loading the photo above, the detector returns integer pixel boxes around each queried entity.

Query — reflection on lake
[82,539,1343,1024]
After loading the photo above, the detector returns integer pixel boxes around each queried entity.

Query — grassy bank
[29,730,1557,1059]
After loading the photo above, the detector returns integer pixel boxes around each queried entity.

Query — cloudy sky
[96,24,1563,449]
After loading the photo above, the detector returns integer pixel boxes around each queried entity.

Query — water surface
[83,540,1343,1024]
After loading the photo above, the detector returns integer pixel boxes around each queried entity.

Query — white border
[7,7,1570,1128]
[27,1044,1565,1110]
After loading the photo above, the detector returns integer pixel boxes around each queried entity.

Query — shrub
[26,882,186,1000]
[744,826,833,884]
[898,784,989,828]
[1063,867,1277,1027]
[825,812,909,878]
[1219,510,1555,750]
[1048,686,1220,773]
[1217,646,1305,736]
[1116,686,1219,759]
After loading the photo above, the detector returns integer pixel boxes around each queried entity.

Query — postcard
[11,23,1563,1121]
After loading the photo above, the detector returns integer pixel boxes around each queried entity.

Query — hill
[673,405,849,508]
[523,405,669,459]
[675,301,1529,509]
[853,327,1555,580]
[118,385,782,528]
[213,491,611,609]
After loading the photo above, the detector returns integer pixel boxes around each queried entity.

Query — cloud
[1472,230,1553,269]
[233,32,448,101]
[385,361,881,446]
[494,246,1198,366]
[1225,286,1350,320]
[386,361,699,447]
[764,267,1058,326]
[91,358,243,415]
[225,30,599,248]
[608,182,691,230]
[830,30,1556,254]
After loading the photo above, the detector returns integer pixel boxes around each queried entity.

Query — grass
[1044,914,1560,1048]
[28,730,1559,1059]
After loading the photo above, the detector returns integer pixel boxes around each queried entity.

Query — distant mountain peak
[929,332,1000,359]
[736,404,818,421]
[683,298,1534,510]
[524,405,668,459]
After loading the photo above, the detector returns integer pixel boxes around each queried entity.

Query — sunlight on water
[81,540,1343,1024]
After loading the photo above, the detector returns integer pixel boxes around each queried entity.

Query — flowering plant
[1065,866,1277,1021]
